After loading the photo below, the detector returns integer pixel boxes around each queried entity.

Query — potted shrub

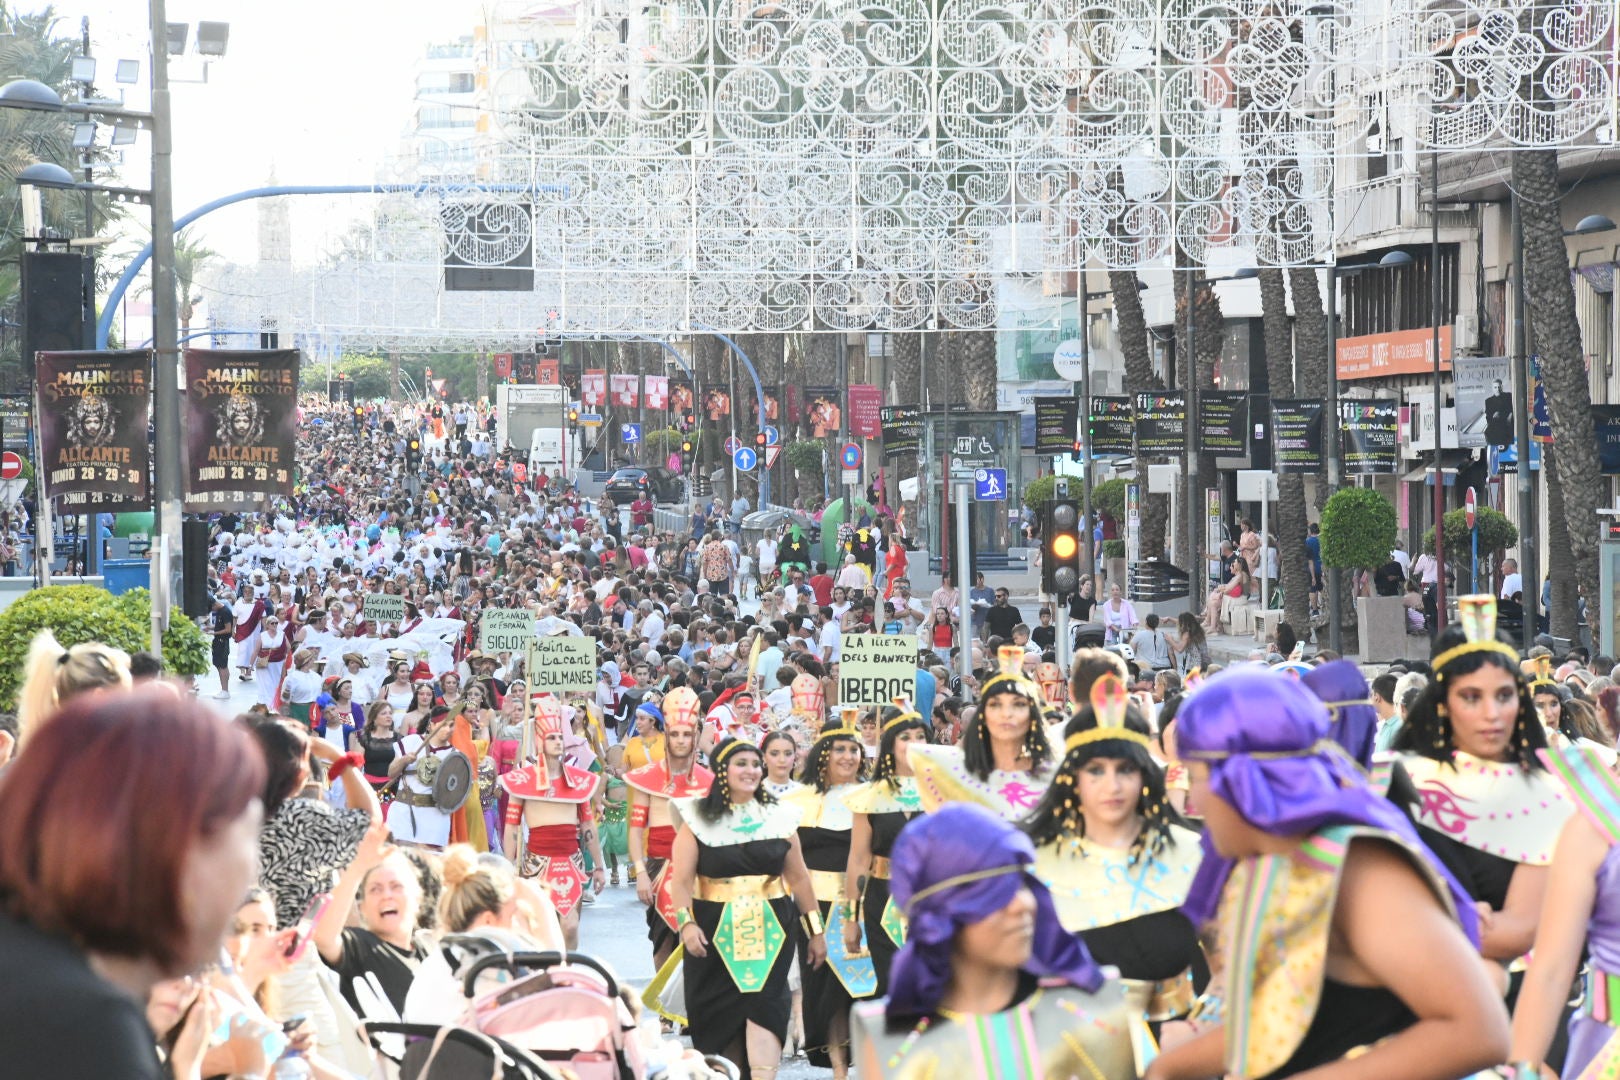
[1320,487,1403,661]
[1423,507,1518,596]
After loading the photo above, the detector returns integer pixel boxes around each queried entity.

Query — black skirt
[683,837,797,1060]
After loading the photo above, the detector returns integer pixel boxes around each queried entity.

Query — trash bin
[102,558,151,596]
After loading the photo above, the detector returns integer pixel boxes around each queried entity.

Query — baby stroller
[367,1020,558,1080]
[459,950,646,1080]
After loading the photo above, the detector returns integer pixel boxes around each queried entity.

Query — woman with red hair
[0,686,267,1076]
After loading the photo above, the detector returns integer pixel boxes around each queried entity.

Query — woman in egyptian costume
[1386,597,1570,984]
[782,719,872,1077]
[843,703,930,997]
[909,646,1055,820]
[1149,666,1510,1080]
[1023,674,1205,1030]
[668,737,828,1080]
[848,802,1139,1080]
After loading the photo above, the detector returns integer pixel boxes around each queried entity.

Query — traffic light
[1042,496,1082,598]
[567,407,579,426]
[681,438,693,455]
[755,431,767,448]
[682,410,696,430]
[406,437,422,470]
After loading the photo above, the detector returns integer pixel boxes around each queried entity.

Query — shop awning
[1401,452,1471,484]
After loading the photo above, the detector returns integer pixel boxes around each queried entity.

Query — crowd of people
[2,393,1619,1080]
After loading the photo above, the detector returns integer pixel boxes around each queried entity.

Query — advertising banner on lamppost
[36,348,151,511]
[1340,399,1400,474]
[1453,355,1513,449]
[183,348,300,512]
[1198,390,1248,455]
[1134,391,1187,455]
[880,405,922,459]
[1088,396,1134,456]
[1271,399,1325,473]
[1033,396,1079,456]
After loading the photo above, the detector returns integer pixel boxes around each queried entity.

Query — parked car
[603,466,684,504]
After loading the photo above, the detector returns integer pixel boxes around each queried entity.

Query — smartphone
[284,893,330,960]
[281,1014,308,1034]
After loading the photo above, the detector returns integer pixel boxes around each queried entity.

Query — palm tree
[1110,269,1169,559]
[1514,147,1601,632]
[171,228,217,336]
[1257,267,1311,631]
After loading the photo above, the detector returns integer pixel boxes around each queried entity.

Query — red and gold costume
[500,696,600,916]
[626,686,713,935]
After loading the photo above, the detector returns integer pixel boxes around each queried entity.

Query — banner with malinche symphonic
[36,349,151,511]
[183,348,299,512]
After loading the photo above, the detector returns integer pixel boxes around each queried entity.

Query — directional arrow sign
[733,446,759,472]
[764,425,780,447]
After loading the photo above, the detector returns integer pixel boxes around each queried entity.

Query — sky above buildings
[70,0,492,261]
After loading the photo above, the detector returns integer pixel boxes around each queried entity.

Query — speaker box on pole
[181,518,212,617]
[22,251,89,372]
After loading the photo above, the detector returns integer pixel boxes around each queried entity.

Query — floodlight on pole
[165,22,187,55]
[71,121,96,149]
[195,21,229,56]
[111,122,138,146]
[70,56,95,84]
[115,59,140,84]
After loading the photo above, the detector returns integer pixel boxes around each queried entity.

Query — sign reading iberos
[184,349,300,511]
[36,349,152,511]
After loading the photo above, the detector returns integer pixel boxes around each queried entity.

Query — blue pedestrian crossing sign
[733,446,759,472]
[973,468,1007,501]
[621,423,642,444]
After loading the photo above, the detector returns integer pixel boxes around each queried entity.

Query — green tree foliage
[1423,506,1517,561]
[0,7,131,390]
[1320,488,1398,571]
[0,585,208,709]
[1021,474,1057,510]
[1090,478,1127,524]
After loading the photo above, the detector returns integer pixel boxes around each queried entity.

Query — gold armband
[799,909,826,937]
[676,907,696,929]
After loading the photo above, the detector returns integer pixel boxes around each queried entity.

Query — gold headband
[903,864,1024,915]
[979,672,1040,700]
[883,710,923,735]
[816,725,860,744]
[1431,640,1520,678]
[1529,678,1559,694]
[712,740,755,767]
[1180,738,1344,762]
[1064,726,1153,754]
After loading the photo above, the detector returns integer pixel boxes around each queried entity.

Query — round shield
[431,749,474,813]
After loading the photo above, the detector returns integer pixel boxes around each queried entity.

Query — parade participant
[1510,742,1620,1078]
[356,701,404,796]
[783,721,870,1076]
[384,709,459,850]
[311,676,362,754]
[1301,659,1380,768]
[669,737,827,1080]
[280,647,324,729]
[623,701,667,771]
[16,629,131,745]
[1388,596,1569,965]
[843,704,928,997]
[251,612,290,708]
[0,689,266,1078]
[1024,674,1204,1027]
[499,693,605,947]
[788,671,828,737]
[910,646,1055,819]
[232,590,265,680]
[599,745,631,886]
[761,729,805,798]
[378,655,416,710]
[401,680,439,732]
[628,686,714,968]
[1158,667,1509,1080]
[849,803,1138,1080]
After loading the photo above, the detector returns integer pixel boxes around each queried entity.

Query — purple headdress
[1301,659,1378,768]
[886,803,1104,1019]
[1178,667,1479,947]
